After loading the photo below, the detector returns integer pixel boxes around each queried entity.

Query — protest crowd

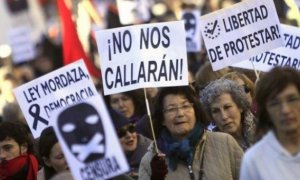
[0,0,300,180]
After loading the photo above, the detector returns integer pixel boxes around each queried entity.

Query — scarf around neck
[0,154,38,180]
[157,122,204,170]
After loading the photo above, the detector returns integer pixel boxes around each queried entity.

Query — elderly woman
[139,86,243,180]
[200,79,256,151]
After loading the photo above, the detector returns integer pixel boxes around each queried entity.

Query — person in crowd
[145,87,159,109]
[0,73,20,115]
[2,102,25,123]
[113,114,152,180]
[105,89,147,123]
[146,88,159,100]
[105,89,152,139]
[139,86,243,180]
[222,71,255,106]
[48,171,73,180]
[201,0,222,15]
[195,60,231,94]
[240,67,300,180]
[0,121,39,179]
[188,70,198,93]
[38,126,69,180]
[200,79,256,151]
[222,71,257,115]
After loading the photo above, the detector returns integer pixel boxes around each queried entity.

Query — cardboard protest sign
[199,0,284,71]
[8,25,36,64]
[116,0,151,25]
[96,21,188,95]
[13,60,98,138]
[52,95,129,180]
[181,9,202,52]
[232,24,300,71]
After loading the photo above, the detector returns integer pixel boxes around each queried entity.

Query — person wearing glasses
[112,111,152,180]
[240,67,300,180]
[139,86,243,180]
[200,79,256,151]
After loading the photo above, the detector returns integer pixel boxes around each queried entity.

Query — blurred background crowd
[0,0,299,121]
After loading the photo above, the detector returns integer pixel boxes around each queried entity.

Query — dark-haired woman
[139,86,243,180]
[38,127,68,180]
[104,89,153,139]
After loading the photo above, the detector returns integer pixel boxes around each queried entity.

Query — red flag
[57,0,100,77]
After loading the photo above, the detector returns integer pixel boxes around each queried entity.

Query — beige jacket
[138,131,243,180]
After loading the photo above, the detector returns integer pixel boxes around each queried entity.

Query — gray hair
[200,78,250,116]
[200,78,256,147]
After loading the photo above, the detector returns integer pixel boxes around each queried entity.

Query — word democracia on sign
[44,86,95,118]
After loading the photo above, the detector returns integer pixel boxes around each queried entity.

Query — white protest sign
[199,0,284,71]
[13,60,98,138]
[96,21,188,95]
[8,26,36,64]
[181,10,202,52]
[116,0,151,25]
[232,24,300,71]
[52,95,129,180]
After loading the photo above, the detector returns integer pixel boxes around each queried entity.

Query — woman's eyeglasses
[117,124,136,138]
[163,103,194,115]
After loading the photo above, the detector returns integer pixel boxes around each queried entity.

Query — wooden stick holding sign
[143,88,159,153]
[250,61,260,83]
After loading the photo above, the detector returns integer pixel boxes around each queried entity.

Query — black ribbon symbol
[29,104,49,130]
